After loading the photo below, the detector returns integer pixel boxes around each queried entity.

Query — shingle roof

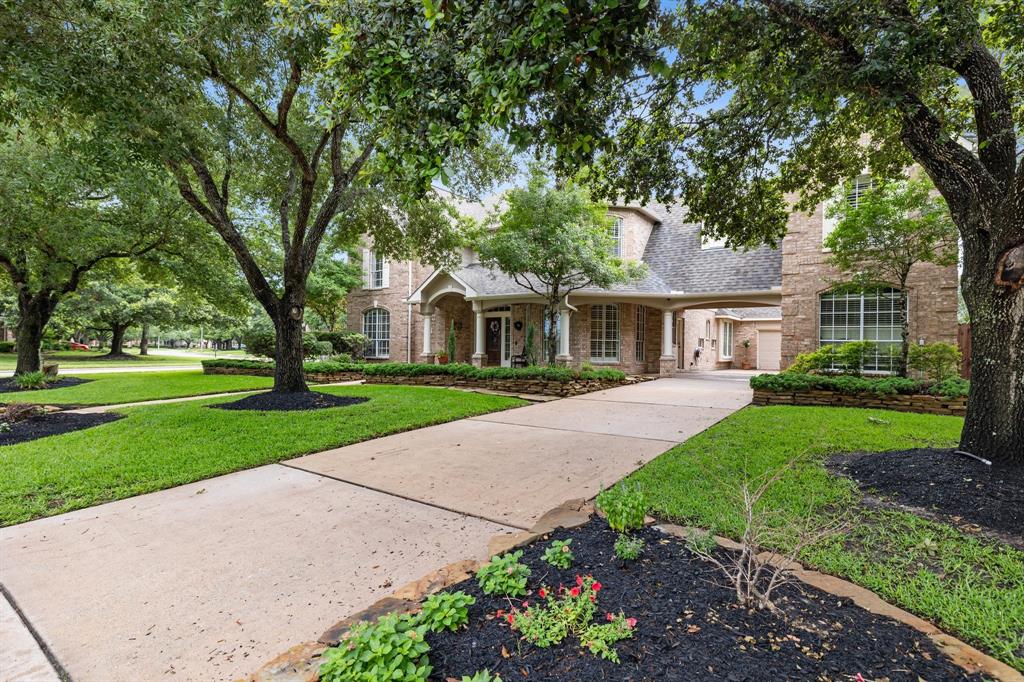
[716,307,782,320]
[452,263,672,297]
[641,205,782,293]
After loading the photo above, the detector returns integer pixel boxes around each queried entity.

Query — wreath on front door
[489,320,500,333]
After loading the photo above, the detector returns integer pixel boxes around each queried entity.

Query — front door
[676,317,685,370]
[485,315,511,367]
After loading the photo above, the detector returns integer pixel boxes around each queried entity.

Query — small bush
[596,482,646,532]
[542,539,575,569]
[931,376,970,398]
[0,341,14,353]
[462,672,502,682]
[314,331,368,357]
[785,345,836,374]
[685,528,718,554]
[12,371,49,390]
[613,533,644,561]
[908,342,962,382]
[329,352,354,364]
[418,590,475,633]
[240,330,328,359]
[580,615,635,663]
[307,340,334,358]
[834,340,876,375]
[476,550,531,597]
[751,371,970,399]
[319,612,430,682]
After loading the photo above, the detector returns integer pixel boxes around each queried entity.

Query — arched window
[363,308,390,359]
[819,287,903,372]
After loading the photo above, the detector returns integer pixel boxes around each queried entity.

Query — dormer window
[609,216,623,257]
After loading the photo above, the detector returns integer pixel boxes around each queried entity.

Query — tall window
[719,320,734,360]
[846,174,874,208]
[609,217,623,257]
[368,251,386,289]
[590,304,619,362]
[634,305,646,361]
[819,288,903,372]
[363,308,390,358]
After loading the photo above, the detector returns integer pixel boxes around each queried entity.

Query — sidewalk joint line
[555,396,746,410]
[1,582,73,682]
[276,462,530,532]
[464,417,686,444]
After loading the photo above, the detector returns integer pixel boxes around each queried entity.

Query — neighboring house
[345,187,958,374]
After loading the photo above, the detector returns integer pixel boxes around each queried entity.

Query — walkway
[0,376,751,681]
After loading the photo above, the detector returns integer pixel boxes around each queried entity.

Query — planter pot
[436,355,449,365]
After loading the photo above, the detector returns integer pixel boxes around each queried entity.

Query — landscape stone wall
[752,388,966,416]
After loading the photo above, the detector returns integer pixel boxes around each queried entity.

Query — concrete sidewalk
[0,376,750,681]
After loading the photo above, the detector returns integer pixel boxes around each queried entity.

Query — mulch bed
[210,391,369,412]
[0,377,92,393]
[0,412,123,446]
[427,519,981,681]
[830,448,1024,544]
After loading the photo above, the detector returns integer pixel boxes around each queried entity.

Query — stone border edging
[243,504,1020,682]
[752,388,967,416]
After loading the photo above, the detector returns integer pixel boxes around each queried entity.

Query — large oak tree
[583,0,1024,463]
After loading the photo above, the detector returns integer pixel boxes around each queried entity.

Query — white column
[660,310,675,359]
[421,312,432,357]
[557,307,572,359]
[472,302,485,364]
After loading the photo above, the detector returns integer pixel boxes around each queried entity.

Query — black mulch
[427,520,982,681]
[830,448,1024,544]
[0,376,92,393]
[0,412,123,446]
[209,391,369,412]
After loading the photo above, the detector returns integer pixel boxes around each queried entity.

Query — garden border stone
[752,387,967,416]
[243,500,1019,682]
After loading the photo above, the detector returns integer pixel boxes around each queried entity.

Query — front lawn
[627,406,1024,671]
[0,349,205,369]
[0,385,525,525]
[0,370,275,406]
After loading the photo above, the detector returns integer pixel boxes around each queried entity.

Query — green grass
[0,384,525,526]
[0,349,206,369]
[0,370,275,406]
[628,405,1024,671]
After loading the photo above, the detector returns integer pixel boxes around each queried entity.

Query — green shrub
[329,352,354,363]
[613,533,644,561]
[202,359,275,371]
[785,345,836,374]
[462,671,502,682]
[314,331,368,357]
[834,340,879,375]
[12,372,49,390]
[417,590,475,633]
[240,330,328,359]
[751,370,970,400]
[307,340,334,358]
[596,482,646,532]
[447,321,457,363]
[580,616,635,663]
[525,323,537,366]
[319,612,430,682]
[685,528,718,554]
[908,342,962,382]
[542,539,575,569]
[476,550,530,597]
[0,341,14,353]
[930,376,970,398]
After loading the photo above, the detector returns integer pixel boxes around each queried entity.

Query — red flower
[626,617,637,629]
[606,612,614,622]
[591,581,602,592]
[538,588,548,598]
[589,593,596,602]
[576,575,584,587]
[569,587,580,597]
[506,614,515,624]
[522,601,529,608]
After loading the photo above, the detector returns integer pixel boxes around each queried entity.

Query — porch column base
[421,352,436,364]
[471,353,486,368]
[555,354,573,367]
[658,355,676,375]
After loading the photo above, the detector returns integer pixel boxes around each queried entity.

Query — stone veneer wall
[752,388,966,416]
[780,199,959,370]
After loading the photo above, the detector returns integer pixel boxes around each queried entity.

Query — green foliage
[596,482,646,532]
[319,613,431,682]
[314,331,368,357]
[447,321,457,363]
[750,372,969,398]
[512,599,569,648]
[542,539,575,569]
[11,372,49,390]
[931,377,971,399]
[306,258,363,332]
[461,671,501,682]
[524,323,537,366]
[474,169,646,363]
[0,341,14,353]
[685,528,718,555]
[580,616,635,663]
[908,343,962,383]
[476,550,530,597]
[613,533,644,561]
[240,331,330,359]
[833,341,877,376]
[417,591,475,633]
[785,345,836,374]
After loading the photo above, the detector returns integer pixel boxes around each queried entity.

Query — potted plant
[740,338,753,369]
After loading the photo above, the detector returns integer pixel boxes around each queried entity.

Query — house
[345,186,958,374]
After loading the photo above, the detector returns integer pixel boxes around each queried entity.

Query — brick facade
[780,201,959,369]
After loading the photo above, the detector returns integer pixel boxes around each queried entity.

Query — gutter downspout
[407,260,413,363]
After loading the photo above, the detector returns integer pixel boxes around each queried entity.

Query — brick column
[471,301,485,367]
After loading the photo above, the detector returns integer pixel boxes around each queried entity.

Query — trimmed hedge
[202,359,626,383]
[750,372,969,399]
[0,341,14,353]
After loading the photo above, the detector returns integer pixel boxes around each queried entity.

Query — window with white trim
[819,288,903,372]
[362,308,390,358]
[609,217,623,257]
[367,251,387,289]
[719,320,734,360]
[634,305,646,361]
[823,174,874,244]
[590,304,620,362]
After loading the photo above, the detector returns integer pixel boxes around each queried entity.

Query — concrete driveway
[0,375,750,681]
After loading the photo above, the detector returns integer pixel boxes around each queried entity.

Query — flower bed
[201,360,634,397]
[750,372,968,416]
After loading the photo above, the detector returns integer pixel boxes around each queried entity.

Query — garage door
[757,331,781,371]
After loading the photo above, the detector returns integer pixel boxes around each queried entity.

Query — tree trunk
[958,225,1024,464]
[898,286,910,377]
[14,304,47,375]
[545,303,559,365]
[273,298,308,393]
[108,323,127,356]
[139,323,150,355]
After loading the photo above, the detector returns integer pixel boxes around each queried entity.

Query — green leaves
[476,550,531,597]
[595,482,646,533]
[542,539,575,569]
[319,613,431,682]
[418,590,475,633]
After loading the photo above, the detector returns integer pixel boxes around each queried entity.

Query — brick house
[345,186,958,374]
